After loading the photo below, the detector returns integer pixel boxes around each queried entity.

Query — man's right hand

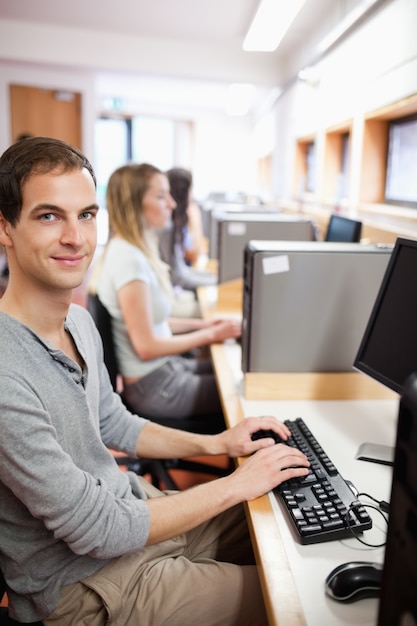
[226,443,310,503]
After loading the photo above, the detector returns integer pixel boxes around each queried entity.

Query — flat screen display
[325,214,362,242]
[354,237,417,394]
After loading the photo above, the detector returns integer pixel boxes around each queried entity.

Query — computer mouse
[251,429,285,444]
[325,561,383,603]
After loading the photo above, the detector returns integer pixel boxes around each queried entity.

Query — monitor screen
[325,214,362,242]
[354,237,417,394]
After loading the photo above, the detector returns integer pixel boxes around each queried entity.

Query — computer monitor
[354,237,417,392]
[325,214,362,242]
[377,371,417,625]
[354,237,417,464]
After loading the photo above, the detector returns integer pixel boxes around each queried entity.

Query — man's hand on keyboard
[216,416,310,501]
[218,415,292,459]
[226,441,310,503]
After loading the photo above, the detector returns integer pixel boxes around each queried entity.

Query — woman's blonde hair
[106,163,173,298]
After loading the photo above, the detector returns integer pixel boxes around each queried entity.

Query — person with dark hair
[158,167,217,316]
[0,134,39,295]
[165,167,205,267]
[0,137,309,625]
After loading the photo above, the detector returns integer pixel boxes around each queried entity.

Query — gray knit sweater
[0,305,150,622]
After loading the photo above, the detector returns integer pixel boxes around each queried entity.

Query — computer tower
[208,206,280,261]
[241,241,393,373]
[377,371,417,626]
[210,212,315,283]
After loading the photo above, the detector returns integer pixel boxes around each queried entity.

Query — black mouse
[251,429,284,444]
[325,561,383,603]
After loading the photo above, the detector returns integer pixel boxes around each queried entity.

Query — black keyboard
[253,418,372,544]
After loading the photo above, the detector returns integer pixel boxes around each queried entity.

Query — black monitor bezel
[354,237,417,394]
[325,214,362,243]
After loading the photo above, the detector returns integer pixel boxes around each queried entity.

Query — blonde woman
[97,163,241,425]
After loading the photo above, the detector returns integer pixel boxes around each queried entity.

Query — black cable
[345,492,390,547]
[356,491,390,514]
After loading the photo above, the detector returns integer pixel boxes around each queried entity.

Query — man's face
[0,167,98,293]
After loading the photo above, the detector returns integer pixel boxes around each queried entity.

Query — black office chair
[87,293,232,489]
[0,568,43,626]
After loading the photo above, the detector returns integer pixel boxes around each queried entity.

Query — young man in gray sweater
[0,137,309,625]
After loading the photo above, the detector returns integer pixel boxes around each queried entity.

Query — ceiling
[0,0,367,83]
[0,0,378,115]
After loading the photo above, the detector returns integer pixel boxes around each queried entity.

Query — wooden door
[9,84,82,148]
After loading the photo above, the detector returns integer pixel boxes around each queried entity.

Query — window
[294,136,316,198]
[323,125,351,204]
[94,115,194,242]
[95,115,193,195]
[385,114,417,207]
[305,141,316,193]
[93,118,130,244]
[340,132,350,199]
[131,117,175,171]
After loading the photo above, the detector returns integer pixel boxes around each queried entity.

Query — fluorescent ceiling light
[226,83,256,116]
[243,0,305,52]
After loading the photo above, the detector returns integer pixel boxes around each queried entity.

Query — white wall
[1,0,416,205]
[0,61,258,201]
[269,0,417,204]
[193,112,256,199]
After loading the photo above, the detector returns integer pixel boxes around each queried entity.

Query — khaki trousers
[44,479,269,626]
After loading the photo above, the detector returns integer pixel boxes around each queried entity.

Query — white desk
[198,284,399,626]
[224,342,399,626]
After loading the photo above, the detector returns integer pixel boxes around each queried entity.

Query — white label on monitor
[262,254,290,275]
[227,222,247,236]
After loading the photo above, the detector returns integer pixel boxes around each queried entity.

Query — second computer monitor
[325,213,362,242]
[354,237,417,395]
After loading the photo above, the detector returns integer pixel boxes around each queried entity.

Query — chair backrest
[87,293,118,390]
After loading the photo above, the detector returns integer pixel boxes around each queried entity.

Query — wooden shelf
[288,92,417,242]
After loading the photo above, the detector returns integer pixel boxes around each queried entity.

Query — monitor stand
[355,442,394,466]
